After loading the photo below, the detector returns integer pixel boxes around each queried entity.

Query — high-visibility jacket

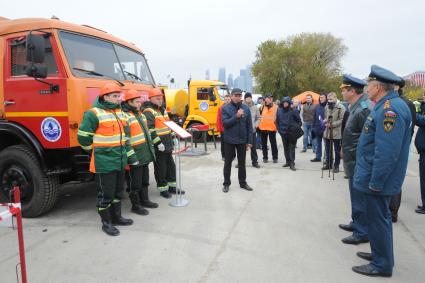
[143,102,174,152]
[78,98,137,173]
[121,102,155,165]
[259,104,278,132]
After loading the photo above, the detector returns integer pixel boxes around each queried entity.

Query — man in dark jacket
[339,74,371,245]
[276,97,302,170]
[415,112,425,214]
[221,88,253,193]
[311,94,327,162]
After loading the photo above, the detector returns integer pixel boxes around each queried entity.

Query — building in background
[205,69,210,80]
[231,65,253,92]
[404,71,425,88]
[218,68,226,84]
[227,74,234,88]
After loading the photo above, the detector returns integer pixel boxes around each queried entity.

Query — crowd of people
[217,65,425,278]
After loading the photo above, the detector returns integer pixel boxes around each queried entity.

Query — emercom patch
[383,117,396,132]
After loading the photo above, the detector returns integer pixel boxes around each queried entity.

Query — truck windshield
[59,31,155,84]
[216,86,229,101]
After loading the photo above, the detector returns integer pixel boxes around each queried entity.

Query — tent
[292,91,320,104]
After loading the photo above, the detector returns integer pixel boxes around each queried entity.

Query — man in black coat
[221,88,253,193]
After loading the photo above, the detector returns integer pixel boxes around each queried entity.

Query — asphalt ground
[1,138,424,283]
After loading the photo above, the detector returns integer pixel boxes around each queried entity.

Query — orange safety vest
[124,112,147,146]
[89,107,128,173]
[144,108,172,136]
[259,104,278,132]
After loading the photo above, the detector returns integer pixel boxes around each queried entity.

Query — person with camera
[322,92,346,173]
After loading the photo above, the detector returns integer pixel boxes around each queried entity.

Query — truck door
[3,33,69,149]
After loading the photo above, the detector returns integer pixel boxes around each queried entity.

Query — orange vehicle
[0,17,156,217]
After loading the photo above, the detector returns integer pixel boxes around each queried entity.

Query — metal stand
[181,129,207,156]
[169,137,189,207]
[321,117,335,180]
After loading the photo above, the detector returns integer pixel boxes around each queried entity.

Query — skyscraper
[227,74,234,88]
[218,68,226,84]
[205,69,210,80]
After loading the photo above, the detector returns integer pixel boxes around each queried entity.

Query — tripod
[321,116,335,180]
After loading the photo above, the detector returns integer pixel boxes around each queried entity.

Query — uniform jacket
[353,91,412,196]
[323,101,346,139]
[221,102,253,145]
[243,100,261,132]
[415,113,425,154]
[78,97,137,173]
[121,102,156,165]
[342,94,371,178]
[143,101,174,153]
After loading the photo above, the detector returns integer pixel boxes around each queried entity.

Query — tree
[252,33,347,98]
[403,80,424,101]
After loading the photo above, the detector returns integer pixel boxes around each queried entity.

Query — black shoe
[160,191,172,199]
[273,159,278,163]
[356,252,373,261]
[333,167,340,173]
[418,205,425,209]
[392,215,398,223]
[252,163,260,168]
[338,223,354,232]
[235,164,239,168]
[341,235,369,245]
[415,207,425,214]
[289,164,296,171]
[263,159,268,163]
[169,187,185,195]
[98,207,120,236]
[344,175,349,179]
[310,158,321,162]
[139,186,159,208]
[300,149,307,153]
[352,264,392,277]
[111,202,134,226]
[282,163,290,167]
[129,192,149,216]
[240,184,253,191]
[223,185,229,193]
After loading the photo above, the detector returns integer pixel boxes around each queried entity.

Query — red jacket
[216,105,224,132]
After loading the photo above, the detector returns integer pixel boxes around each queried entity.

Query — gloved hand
[157,143,165,152]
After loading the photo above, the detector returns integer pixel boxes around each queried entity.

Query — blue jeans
[315,134,323,160]
[349,178,368,240]
[303,123,313,150]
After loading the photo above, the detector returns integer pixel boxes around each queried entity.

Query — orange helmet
[123,89,140,101]
[148,87,163,98]
[99,83,121,97]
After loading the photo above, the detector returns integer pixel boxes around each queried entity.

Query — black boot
[160,190,172,199]
[111,201,134,226]
[139,186,158,208]
[289,163,296,171]
[169,187,185,195]
[98,207,120,236]
[129,192,149,215]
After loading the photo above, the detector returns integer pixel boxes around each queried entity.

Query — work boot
[160,190,172,199]
[169,187,185,195]
[223,185,230,193]
[98,207,120,236]
[252,163,260,168]
[139,186,158,208]
[129,192,149,215]
[111,201,134,226]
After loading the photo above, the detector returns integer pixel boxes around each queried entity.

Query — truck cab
[0,17,156,217]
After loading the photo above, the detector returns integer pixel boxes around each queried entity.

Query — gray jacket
[342,94,371,178]
[323,101,346,140]
[244,101,260,132]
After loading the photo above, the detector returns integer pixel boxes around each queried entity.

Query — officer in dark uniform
[352,65,411,277]
[339,74,371,245]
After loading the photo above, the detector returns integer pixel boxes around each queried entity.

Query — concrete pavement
[1,139,424,282]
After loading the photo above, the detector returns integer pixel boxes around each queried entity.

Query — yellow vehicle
[164,80,229,136]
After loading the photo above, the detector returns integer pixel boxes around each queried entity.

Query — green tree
[403,80,424,101]
[252,33,347,98]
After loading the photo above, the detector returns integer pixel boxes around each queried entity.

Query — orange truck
[0,17,156,217]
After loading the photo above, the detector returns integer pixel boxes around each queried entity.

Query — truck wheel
[0,145,59,218]
[187,122,204,142]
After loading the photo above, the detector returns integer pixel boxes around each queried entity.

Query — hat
[281,96,292,104]
[148,87,163,98]
[123,89,140,101]
[231,88,243,95]
[368,65,401,84]
[264,93,273,98]
[244,92,252,99]
[340,74,367,89]
[99,83,121,97]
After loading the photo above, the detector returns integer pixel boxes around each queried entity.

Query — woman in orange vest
[258,94,279,163]
[78,83,138,236]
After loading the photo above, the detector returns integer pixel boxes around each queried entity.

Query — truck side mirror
[26,34,46,64]
[25,64,47,78]
[208,88,216,101]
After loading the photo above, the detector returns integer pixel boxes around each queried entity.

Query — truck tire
[0,145,59,218]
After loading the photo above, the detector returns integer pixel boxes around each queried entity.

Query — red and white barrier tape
[0,203,21,222]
